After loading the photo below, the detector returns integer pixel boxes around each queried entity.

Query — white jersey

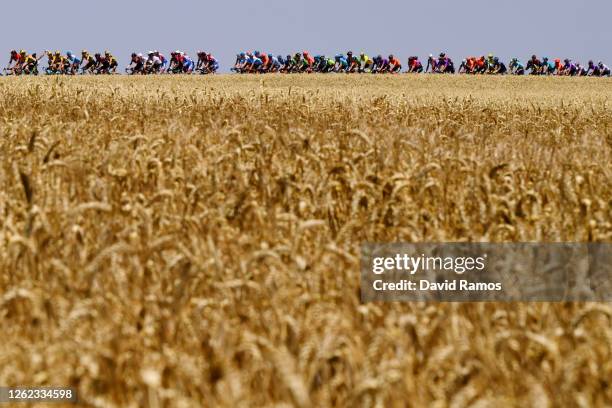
[148,55,161,65]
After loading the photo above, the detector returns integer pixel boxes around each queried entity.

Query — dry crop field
[0,75,610,407]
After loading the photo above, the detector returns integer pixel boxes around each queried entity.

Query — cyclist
[407,56,423,73]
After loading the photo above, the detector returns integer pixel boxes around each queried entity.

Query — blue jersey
[183,56,194,71]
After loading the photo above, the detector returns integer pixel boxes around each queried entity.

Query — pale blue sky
[3,1,610,71]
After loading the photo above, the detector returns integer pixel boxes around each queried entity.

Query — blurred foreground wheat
[0,75,610,407]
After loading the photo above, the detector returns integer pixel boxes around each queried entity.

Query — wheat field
[0,75,610,407]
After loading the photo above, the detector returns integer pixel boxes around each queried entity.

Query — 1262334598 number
[0,387,77,403]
